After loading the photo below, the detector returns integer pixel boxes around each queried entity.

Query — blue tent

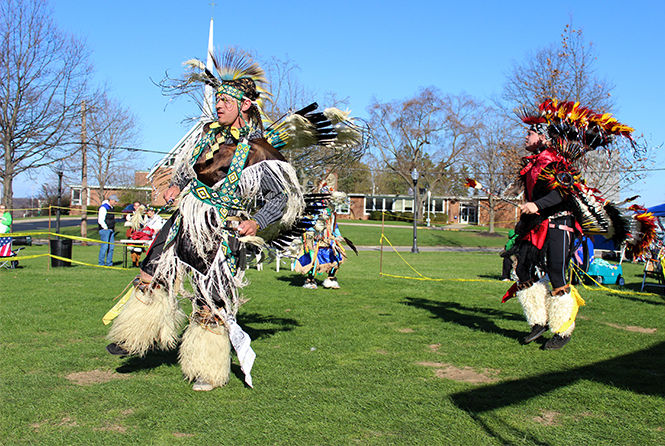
[647,203,665,217]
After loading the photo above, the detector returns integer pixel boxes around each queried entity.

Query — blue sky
[14,0,665,206]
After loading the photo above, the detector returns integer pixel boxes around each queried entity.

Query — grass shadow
[115,348,179,374]
[451,341,665,414]
[238,312,301,341]
[403,296,525,340]
[478,273,507,281]
[429,233,463,247]
[276,274,306,287]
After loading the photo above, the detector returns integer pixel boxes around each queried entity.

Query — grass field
[2,239,664,445]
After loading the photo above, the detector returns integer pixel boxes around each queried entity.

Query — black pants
[516,216,574,289]
[501,255,514,280]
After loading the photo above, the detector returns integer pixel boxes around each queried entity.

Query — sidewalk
[356,245,501,253]
[339,221,475,230]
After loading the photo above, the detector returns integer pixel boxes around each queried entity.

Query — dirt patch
[417,362,499,384]
[376,349,389,355]
[577,315,656,334]
[428,343,441,352]
[533,410,561,426]
[173,432,195,438]
[66,369,129,386]
[398,328,414,333]
[31,417,78,431]
[604,323,656,334]
[94,423,127,433]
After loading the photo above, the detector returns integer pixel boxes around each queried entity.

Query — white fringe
[548,292,576,337]
[517,282,548,327]
[179,322,231,387]
[107,286,186,356]
[236,159,304,226]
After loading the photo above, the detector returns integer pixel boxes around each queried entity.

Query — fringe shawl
[153,158,304,320]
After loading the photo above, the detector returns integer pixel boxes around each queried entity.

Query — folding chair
[640,246,665,291]
[0,236,23,269]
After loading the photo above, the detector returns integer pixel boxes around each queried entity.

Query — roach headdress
[516,98,635,161]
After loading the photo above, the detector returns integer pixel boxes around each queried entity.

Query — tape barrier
[378,232,662,296]
[5,231,129,247]
[2,252,126,270]
[2,231,134,271]
[9,205,174,217]
[378,233,496,284]
[570,263,660,297]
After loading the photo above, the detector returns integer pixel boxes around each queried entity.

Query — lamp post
[55,170,63,234]
[426,189,431,227]
[411,167,419,254]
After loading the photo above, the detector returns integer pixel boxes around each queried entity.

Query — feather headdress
[183,48,271,116]
[516,98,635,160]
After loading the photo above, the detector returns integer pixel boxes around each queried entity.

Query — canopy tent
[647,203,665,217]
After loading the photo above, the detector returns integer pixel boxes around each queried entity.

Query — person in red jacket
[504,99,639,350]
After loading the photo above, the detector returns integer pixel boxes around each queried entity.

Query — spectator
[0,205,11,234]
[499,229,518,281]
[98,195,119,266]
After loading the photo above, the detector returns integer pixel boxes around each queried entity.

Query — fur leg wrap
[517,281,548,327]
[547,291,576,337]
[107,286,186,356]
[179,322,231,388]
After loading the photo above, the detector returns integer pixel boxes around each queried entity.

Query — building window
[71,189,81,206]
[335,203,350,214]
[364,197,375,213]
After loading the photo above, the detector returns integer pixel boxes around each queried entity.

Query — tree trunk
[2,155,14,219]
[488,195,495,233]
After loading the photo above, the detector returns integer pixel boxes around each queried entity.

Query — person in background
[97,195,119,266]
[143,207,166,233]
[499,229,518,281]
[0,205,12,234]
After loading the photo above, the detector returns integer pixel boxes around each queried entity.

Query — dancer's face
[216,95,252,128]
[216,94,239,126]
[525,129,547,152]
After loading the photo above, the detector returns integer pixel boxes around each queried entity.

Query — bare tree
[262,56,367,191]
[501,22,650,198]
[84,93,140,202]
[502,23,614,112]
[465,106,521,232]
[368,88,482,218]
[0,0,91,212]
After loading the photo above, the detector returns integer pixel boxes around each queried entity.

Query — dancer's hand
[520,202,539,214]
[237,219,258,236]
[163,185,180,203]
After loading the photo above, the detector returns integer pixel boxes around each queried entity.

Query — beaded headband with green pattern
[216,84,245,101]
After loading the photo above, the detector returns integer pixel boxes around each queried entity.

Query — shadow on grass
[403,297,525,340]
[451,341,665,444]
[238,312,301,340]
[115,348,179,374]
[429,233,463,247]
[478,273,506,281]
[451,341,665,426]
[276,274,305,287]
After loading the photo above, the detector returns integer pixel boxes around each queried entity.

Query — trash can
[50,238,72,267]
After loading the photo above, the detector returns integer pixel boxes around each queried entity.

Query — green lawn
[338,223,508,248]
[1,243,664,445]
